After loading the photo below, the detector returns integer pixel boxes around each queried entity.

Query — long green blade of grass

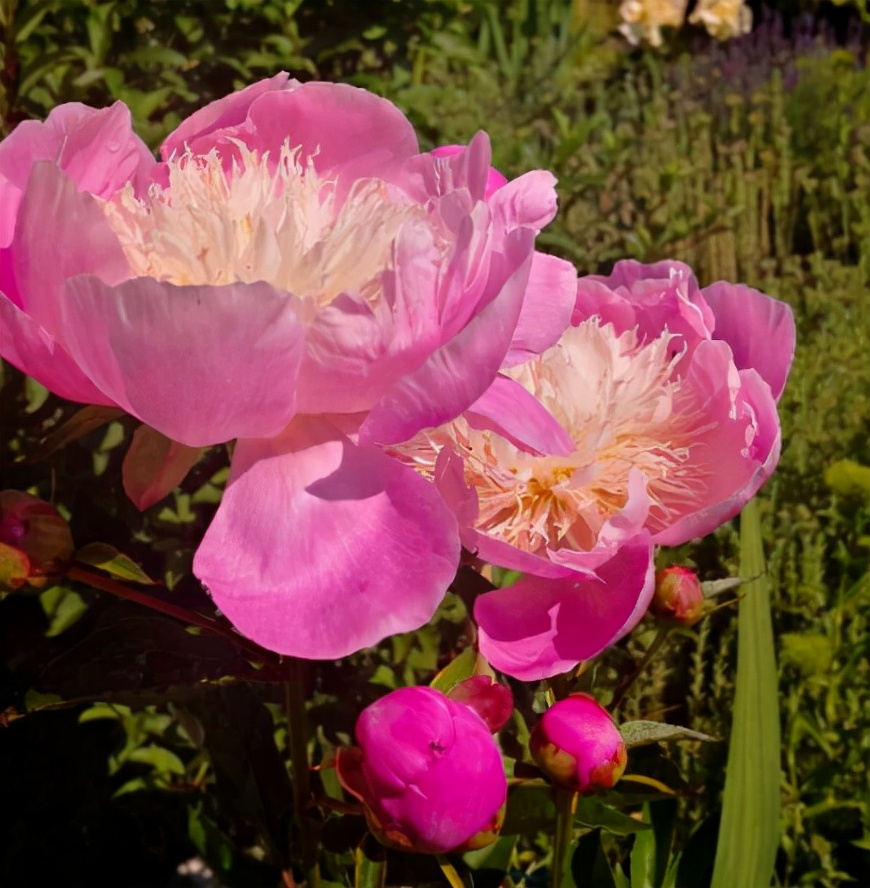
[710,498,781,888]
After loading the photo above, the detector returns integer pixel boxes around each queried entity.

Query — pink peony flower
[530,693,627,793]
[396,259,794,679]
[0,75,576,658]
[335,686,508,854]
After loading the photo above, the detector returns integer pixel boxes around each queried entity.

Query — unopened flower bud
[530,693,627,793]
[0,491,74,590]
[650,566,704,626]
[335,686,507,854]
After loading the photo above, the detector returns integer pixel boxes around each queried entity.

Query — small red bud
[650,566,704,626]
[0,491,74,590]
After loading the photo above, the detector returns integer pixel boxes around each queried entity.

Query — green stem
[610,625,672,710]
[436,856,465,888]
[285,662,320,888]
[552,787,577,888]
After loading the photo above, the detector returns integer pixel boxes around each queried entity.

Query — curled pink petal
[476,537,655,680]
[430,144,508,198]
[703,280,796,400]
[0,292,115,405]
[465,374,574,456]
[193,418,460,660]
[358,229,534,445]
[502,251,577,368]
[160,72,296,160]
[61,275,304,447]
[0,101,153,246]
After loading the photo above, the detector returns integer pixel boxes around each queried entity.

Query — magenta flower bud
[530,693,627,793]
[0,491,74,590]
[650,566,704,626]
[446,675,513,733]
[335,686,507,854]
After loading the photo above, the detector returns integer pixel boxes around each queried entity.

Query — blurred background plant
[1,0,868,886]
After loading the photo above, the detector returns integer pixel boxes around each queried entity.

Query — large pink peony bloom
[398,259,795,679]
[335,686,508,854]
[0,75,576,658]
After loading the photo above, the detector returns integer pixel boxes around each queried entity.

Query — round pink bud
[446,675,514,733]
[650,566,704,626]
[335,686,507,854]
[0,491,74,590]
[530,693,627,793]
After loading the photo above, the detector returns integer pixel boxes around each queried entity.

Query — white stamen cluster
[100,140,415,310]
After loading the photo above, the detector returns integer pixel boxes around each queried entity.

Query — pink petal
[245,82,419,184]
[0,292,115,405]
[429,144,508,198]
[653,363,782,545]
[12,162,130,334]
[61,275,304,447]
[502,251,577,368]
[122,425,203,511]
[475,537,655,681]
[193,418,460,659]
[358,229,535,445]
[489,169,559,233]
[465,374,574,456]
[703,281,795,401]
[0,102,153,246]
[294,221,444,415]
[160,73,296,160]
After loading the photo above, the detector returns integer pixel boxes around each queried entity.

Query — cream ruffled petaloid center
[100,140,414,309]
[400,320,712,554]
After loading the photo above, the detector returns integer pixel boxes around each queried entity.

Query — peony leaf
[122,424,203,511]
[710,498,781,888]
[74,542,156,585]
[620,720,717,749]
[26,405,125,462]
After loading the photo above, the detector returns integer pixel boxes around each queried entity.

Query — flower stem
[610,625,672,710]
[552,787,577,888]
[436,856,465,888]
[285,662,320,888]
[66,563,287,673]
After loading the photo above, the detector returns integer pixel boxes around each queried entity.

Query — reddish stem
[66,563,287,671]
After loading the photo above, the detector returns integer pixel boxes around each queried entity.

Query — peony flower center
[99,141,415,310]
[399,320,712,553]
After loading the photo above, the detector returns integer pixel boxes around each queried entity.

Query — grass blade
[710,498,781,888]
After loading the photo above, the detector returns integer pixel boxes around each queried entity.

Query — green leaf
[127,744,186,775]
[574,798,653,836]
[26,405,125,462]
[122,424,202,511]
[630,804,656,888]
[620,720,717,749]
[74,542,156,585]
[502,783,556,835]
[354,835,387,888]
[430,646,477,692]
[710,499,781,888]
[40,585,89,636]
